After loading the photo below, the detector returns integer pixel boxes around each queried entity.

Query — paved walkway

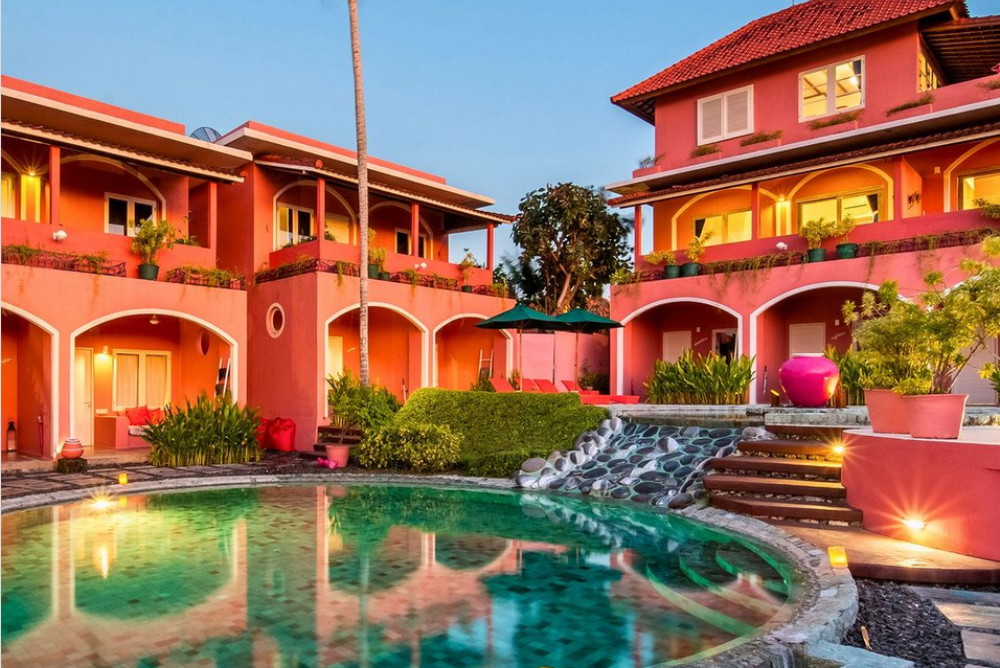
[909,587,1000,668]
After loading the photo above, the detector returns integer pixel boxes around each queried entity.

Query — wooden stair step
[709,456,841,477]
[711,496,863,522]
[705,474,846,498]
[766,424,845,439]
[737,439,836,457]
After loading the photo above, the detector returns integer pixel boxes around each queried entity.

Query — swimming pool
[1,484,797,667]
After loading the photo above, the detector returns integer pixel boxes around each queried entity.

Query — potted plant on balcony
[643,250,678,279]
[681,232,712,277]
[367,230,386,280]
[130,219,176,280]
[834,215,858,259]
[459,251,478,292]
[799,217,836,263]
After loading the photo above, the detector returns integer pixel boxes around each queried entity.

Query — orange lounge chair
[534,379,562,393]
[490,378,517,393]
[520,378,542,392]
[560,380,599,395]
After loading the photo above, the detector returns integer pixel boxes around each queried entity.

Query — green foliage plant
[833,214,856,244]
[167,264,243,287]
[356,423,461,472]
[886,92,935,117]
[809,111,861,130]
[740,130,783,146]
[458,251,478,284]
[644,351,755,404]
[326,371,401,431]
[799,218,837,250]
[685,231,713,262]
[825,346,869,405]
[690,144,720,158]
[146,393,261,467]
[975,198,1000,220]
[129,219,177,266]
[367,229,386,269]
[643,250,676,267]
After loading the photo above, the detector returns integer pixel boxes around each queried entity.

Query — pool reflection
[1,485,793,668]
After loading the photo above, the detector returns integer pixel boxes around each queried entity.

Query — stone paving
[910,587,1000,668]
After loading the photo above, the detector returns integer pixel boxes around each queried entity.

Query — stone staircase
[705,425,863,525]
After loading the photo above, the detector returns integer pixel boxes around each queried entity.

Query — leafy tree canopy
[498,183,632,314]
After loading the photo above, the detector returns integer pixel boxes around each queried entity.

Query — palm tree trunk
[348,0,371,386]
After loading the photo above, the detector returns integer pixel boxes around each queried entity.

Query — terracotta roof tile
[612,0,964,119]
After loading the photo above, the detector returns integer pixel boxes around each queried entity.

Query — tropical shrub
[465,448,538,478]
[825,346,870,405]
[146,393,261,466]
[326,371,401,432]
[469,374,495,392]
[579,361,610,395]
[979,363,1000,400]
[798,218,837,249]
[643,250,675,267]
[645,351,755,404]
[685,232,713,262]
[357,424,461,472]
[129,219,176,265]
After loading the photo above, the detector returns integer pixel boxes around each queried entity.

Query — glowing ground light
[827,546,849,568]
[902,518,926,530]
[118,473,128,485]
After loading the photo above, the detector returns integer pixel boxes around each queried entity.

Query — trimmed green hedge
[393,389,608,477]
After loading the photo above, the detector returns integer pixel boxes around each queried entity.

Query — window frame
[917,51,942,93]
[696,85,754,146]
[274,203,316,249]
[394,228,429,258]
[1,171,16,219]
[796,186,885,229]
[798,55,866,122]
[693,207,753,245]
[112,348,172,411]
[957,167,1000,211]
[104,192,158,237]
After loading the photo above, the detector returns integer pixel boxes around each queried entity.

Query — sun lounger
[490,378,517,393]
[533,379,561,393]
[520,378,542,392]
[560,380,599,395]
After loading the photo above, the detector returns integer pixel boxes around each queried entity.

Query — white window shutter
[698,97,724,144]
[726,88,750,135]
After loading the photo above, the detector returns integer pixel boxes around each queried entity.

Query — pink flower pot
[325,444,351,468]
[864,389,908,434]
[903,394,967,439]
[779,354,840,408]
[61,438,84,459]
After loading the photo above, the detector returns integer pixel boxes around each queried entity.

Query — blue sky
[3,0,994,263]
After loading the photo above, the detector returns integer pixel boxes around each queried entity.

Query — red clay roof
[612,0,964,120]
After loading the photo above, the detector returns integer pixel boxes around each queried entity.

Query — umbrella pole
[575,331,580,387]
[518,327,523,391]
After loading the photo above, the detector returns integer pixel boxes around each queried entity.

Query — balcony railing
[1,244,126,277]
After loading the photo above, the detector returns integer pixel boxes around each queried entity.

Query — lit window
[697,86,753,145]
[693,209,752,245]
[918,52,941,92]
[324,213,351,243]
[114,350,170,410]
[106,194,156,236]
[800,57,864,120]
[1,172,15,218]
[960,171,1000,210]
[395,230,428,257]
[276,204,314,248]
[799,189,882,228]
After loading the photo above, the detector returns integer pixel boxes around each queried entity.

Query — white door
[326,336,344,380]
[662,331,692,363]
[953,338,998,405]
[74,348,94,446]
[789,323,826,356]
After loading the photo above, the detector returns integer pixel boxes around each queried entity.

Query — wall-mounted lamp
[902,518,926,530]
[414,262,427,270]
[52,230,68,242]
[149,315,160,325]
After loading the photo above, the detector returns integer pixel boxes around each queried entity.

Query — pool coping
[0,472,858,668]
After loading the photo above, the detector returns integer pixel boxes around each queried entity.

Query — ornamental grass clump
[146,393,261,466]
[326,371,401,432]
[645,351,755,404]
[825,346,870,405]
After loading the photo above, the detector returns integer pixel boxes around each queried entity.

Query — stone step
[737,438,837,458]
[766,424,846,439]
[704,474,847,498]
[709,455,842,478]
[711,495,863,522]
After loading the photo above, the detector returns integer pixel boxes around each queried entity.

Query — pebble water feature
[515,418,775,509]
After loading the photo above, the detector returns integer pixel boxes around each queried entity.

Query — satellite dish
[190,126,221,142]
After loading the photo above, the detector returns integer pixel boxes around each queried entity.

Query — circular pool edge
[0,472,857,668]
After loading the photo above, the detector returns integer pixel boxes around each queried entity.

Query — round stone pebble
[583,467,608,479]
[633,481,665,495]
[631,494,651,504]
[667,492,694,509]
[548,478,565,490]
[674,465,694,478]
[611,486,630,499]
[639,471,668,482]
[521,457,546,474]
[661,460,680,473]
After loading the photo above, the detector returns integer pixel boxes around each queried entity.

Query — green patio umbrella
[476,304,563,389]
[554,308,623,385]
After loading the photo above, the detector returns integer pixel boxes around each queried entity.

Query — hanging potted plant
[458,250,478,292]
[681,232,712,277]
[129,219,176,280]
[366,229,385,279]
[643,250,678,279]
[834,215,858,259]
[799,218,836,263]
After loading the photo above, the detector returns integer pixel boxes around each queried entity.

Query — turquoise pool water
[1,484,796,667]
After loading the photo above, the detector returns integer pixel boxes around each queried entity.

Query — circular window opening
[267,304,285,338]
[197,330,211,356]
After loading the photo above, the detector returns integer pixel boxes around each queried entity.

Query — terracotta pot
[61,437,84,459]
[779,354,840,408]
[903,394,967,439]
[864,389,908,434]
[325,444,351,468]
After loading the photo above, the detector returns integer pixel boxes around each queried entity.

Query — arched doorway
[325,305,426,401]
[70,314,234,448]
[433,316,511,390]
[622,301,740,399]
[1,307,55,457]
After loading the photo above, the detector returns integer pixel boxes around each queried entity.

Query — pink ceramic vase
[903,394,967,439]
[779,354,840,408]
[864,389,908,434]
[61,438,84,459]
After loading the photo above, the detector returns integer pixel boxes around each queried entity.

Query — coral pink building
[606,0,1000,403]
[1,77,514,456]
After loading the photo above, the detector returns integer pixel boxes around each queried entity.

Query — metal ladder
[477,348,494,379]
[215,358,231,397]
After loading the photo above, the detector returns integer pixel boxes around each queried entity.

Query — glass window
[798,189,881,229]
[961,171,1000,209]
[1,172,16,218]
[395,230,409,255]
[108,198,129,235]
[106,194,156,236]
[801,57,864,119]
[275,204,314,248]
[114,350,170,409]
[918,52,941,92]
[694,210,751,245]
[324,214,351,243]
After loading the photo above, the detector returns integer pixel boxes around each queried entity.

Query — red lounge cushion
[148,408,165,424]
[267,417,296,452]
[125,406,152,426]
[257,418,273,448]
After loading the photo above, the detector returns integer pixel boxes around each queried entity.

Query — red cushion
[257,418,273,448]
[267,417,296,452]
[148,408,165,424]
[125,406,152,426]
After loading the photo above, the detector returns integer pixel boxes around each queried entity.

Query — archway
[751,284,871,402]
[621,300,741,400]
[1,307,56,457]
[432,315,512,390]
[325,305,427,401]
[69,313,235,448]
